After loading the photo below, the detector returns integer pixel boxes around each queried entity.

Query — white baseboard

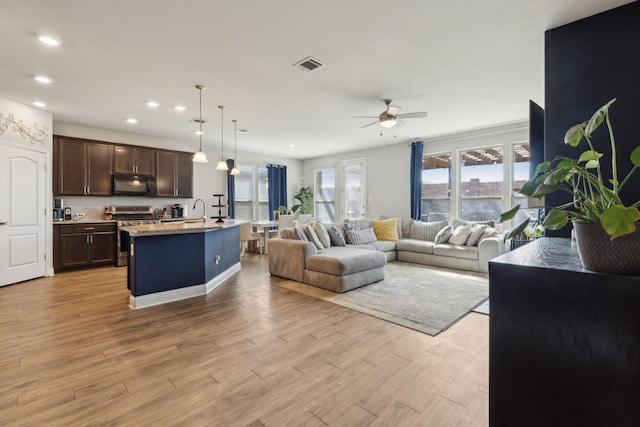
[129,262,241,309]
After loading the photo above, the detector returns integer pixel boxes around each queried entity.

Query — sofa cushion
[466,224,488,246]
[434,225,453,244]
[312,221,331,248]
[372,218,399,241]
[348,243,377,251]
[433,243,479,260]
[295,224,309,241]
[369,240,397,253]
[346,227,377,245]
[395,238,436,254]
[327,224,346,246]
[344,218,372,230]
[306,247,386,276]
[448,224,472,245]
[278,227,298,240]
[409,220,448,241]
[304,224,324,250]
[451,217,496,229]
[479,226,498,242]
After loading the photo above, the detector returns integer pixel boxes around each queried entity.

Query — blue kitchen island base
[124,220,242,309]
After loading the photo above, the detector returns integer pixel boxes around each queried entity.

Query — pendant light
[192,84,208,163]
[216,105,229,170]
[230,119,241,176]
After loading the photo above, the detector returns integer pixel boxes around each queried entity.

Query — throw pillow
[312,221,331,248]
[400,217,413,238]
[294,224,309,241]
[466,224,488,246]
[409,220,448,241]
[448,224,472,246]
[451,217,496,229]
[479,226,498,243]
[328,224,346,246]
[434,225,453,244]
[345,227,377,245]
[303,224,324,250]
[372,218,399,241]
[343,219,361,231]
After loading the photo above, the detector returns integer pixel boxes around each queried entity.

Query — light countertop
[121,219,246,236]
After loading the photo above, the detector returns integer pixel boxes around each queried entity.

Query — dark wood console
[489,237,640,426]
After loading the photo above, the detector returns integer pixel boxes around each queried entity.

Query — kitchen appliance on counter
[64,207,72,221]
[105,205,160,267]
[171,204,184,218]
[53,198,64,221]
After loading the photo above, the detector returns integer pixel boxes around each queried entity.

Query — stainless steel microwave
[112,174,156,196]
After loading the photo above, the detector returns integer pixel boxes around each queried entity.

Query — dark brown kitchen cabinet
[54,136,113,196]
[114,145,155,176]
[54,223,116,271]
[156,150,193,198]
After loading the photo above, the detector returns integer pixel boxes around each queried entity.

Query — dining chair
[278,214,296,228]
[239,222,262,255]
[297,214,313,225]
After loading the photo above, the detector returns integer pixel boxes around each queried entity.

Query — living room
[2,1,639,425]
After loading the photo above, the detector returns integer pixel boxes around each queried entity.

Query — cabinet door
[59,233,90,268]
[87,143,112,196]
[135,148,156,176]
[176,152,193,198]
[156,151,176,197]
[90,232,116,264]
[55,137,87,195]
[113,146,136,174]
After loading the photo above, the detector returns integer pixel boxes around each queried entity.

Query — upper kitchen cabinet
[54,136,113,196]
[156,150,193,198]
[114,145,155,176]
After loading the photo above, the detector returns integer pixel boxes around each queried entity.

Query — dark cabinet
[54,223,117,270]
[156,150,193,198]
[114,145,155,176]
[54,136,112,196]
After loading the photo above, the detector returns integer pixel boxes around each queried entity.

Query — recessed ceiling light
[38,35,61,46]
[126,118,137,124]
[289,144,296,147]
[174,105,186,111]
[194,130,203,135]
[146,101,159,108]
[34,75,52,84]
[32,101,46,108]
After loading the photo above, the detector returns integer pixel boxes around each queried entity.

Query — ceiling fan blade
[397,111,428,119]
[361,120,379,128]
[387,106,401,115]
[353,116,378,119]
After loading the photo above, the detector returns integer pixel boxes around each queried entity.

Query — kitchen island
[122,219,243,309]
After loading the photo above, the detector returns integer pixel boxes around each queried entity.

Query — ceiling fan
[354,99,428,129]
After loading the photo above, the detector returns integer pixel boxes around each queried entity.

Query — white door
[341,158,366,220]
[0,144,46,287]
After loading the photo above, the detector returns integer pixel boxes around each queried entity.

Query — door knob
[0,221,7,225]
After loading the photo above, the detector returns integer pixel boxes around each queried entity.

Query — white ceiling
[0,0,634,160]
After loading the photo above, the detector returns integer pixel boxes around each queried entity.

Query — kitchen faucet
[193,198,207,220]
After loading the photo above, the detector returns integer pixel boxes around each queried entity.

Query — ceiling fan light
[193,149,208,163]
[380,117,397,128]
[230,166,240,176]
[216,160,229,170]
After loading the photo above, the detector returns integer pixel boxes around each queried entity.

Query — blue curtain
[410,141,424,220]
[226,159,236,219]
[267,164,287,220]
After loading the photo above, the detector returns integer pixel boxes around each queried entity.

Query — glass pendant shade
[380,117,397,128]
[216,159,228,170]
[230,166,240,175]
[192,84,208,163]
[216,105,228,170]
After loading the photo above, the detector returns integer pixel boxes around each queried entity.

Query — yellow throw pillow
[372,218,399,241]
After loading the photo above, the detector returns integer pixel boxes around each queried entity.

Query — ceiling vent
[293,56,325,72]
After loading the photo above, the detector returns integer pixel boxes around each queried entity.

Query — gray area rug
[279,261,489,336]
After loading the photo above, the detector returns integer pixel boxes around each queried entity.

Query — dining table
[249,220,279,254]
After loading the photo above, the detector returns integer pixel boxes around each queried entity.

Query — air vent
[293,56,325,72]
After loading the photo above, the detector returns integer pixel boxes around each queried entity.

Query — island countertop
[121,218,246,236]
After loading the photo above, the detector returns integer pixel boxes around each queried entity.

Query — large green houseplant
[503,98,640,274]
[291,186,313,215]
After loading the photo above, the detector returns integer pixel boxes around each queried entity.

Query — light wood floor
[0,255,488,426]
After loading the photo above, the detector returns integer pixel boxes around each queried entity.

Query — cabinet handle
[90,235,93,244]
[84,227,95,230]
[86,235,89,244]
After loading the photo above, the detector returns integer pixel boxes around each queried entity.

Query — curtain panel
[267,164,287,220]
[226,159,236,219]
[410,141,424,220]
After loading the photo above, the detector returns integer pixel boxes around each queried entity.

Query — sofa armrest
[268,238,318,282]
[477,236,505,273]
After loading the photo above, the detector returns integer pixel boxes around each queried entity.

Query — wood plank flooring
[0,255,488,426]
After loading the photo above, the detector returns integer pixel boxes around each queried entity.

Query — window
[342,159,366,220]
[512,143,539,225]
[421,153,451,222]
[314,167,336,223]
[234,164,269,221]
[459,146,503,222]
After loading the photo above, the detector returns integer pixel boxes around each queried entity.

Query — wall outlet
[76,212,85,218]
[215,255,220,265]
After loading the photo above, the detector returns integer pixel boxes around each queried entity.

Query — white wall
[301,121,529,222]
[0,96,54,274]
[52,122,302,218]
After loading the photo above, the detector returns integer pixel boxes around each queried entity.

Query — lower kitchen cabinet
[54,223,117,271]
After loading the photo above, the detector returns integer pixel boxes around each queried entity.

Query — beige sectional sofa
[268,217,505,293]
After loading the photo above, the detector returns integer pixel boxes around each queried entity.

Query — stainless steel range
[105,206,160,266]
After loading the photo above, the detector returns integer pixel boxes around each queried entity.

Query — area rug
[278,261,489,336]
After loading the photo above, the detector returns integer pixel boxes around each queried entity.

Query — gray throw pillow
[409,220,448,241]
[294,224,309,241]
[434,225,453,244]
[328,224,346,246]
[466,224,488,246]
[303,224,324,249]
[451,217,496,229]
[345,227,377,245]
[312,221,331,248]
[479,226,498,243]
